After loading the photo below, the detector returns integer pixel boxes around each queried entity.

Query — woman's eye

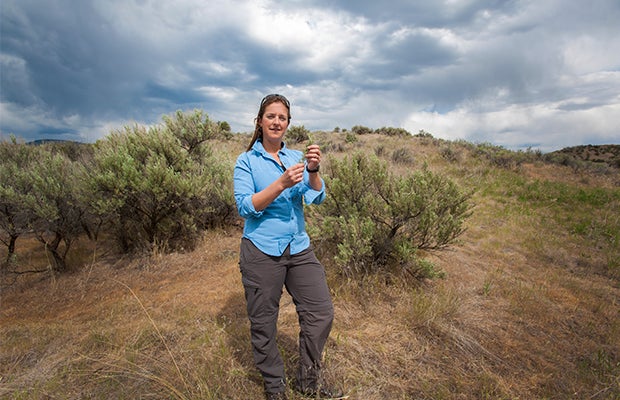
[265,114,287,121]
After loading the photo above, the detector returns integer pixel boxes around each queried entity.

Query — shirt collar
[253,139,287,156]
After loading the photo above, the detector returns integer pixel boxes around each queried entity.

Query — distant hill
[548,144,620,168]
[27,139,82,146]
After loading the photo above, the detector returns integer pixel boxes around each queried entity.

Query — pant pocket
[243,283,267,323]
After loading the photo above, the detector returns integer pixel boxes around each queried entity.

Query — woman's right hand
[251,162,305,211]
[280,163,305,188]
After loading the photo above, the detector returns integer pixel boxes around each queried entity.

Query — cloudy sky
[1,0,619,151]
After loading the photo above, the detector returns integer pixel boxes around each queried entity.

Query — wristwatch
[306,164,320,173]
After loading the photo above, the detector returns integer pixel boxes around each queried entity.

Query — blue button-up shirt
[234,140,325,256]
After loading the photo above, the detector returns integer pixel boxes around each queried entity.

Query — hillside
[1,134,619,399]
[548,144,620,169]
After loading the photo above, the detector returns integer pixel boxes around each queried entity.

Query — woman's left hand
[305,144,321,171]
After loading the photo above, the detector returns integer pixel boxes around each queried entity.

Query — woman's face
[259,101,290,145]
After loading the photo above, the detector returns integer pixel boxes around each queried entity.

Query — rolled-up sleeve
[234,154,264,219]
[302,178,326,205]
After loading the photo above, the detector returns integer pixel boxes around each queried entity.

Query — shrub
[1,139,96,271]
[392,148,415,165]
[162,109,221,158]
[218,120,231,133]
[45,140,94,162]
[0,139,93,271]
[309,152,473,280]
[26,149,89,271]
[345,132,357,143]
[440,143,463,163]
[351,125,373,135]
[286,125,311,144]
[323,141,347,153]
[89,111,234,253]
[375,127,410,137]
[0,138,40,265]
[414,130,434,138]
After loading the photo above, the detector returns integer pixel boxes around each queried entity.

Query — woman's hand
[279,162,305,188]
[252,162,304,211]
[305,144,321,171]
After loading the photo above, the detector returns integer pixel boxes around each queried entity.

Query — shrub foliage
[309,152,473,279]
[1,110,236,271]
[1,138,90,270]
[89,110,234,253]
[0,138,41,265]
[286,125,311,144]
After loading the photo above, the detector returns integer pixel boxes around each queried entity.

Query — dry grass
[1,135,619,399]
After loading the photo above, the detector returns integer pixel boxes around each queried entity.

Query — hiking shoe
[265,391,288,400]
[296,383,345,399]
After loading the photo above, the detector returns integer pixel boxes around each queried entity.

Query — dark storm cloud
[1,1,162,139]
[2,2,138,113]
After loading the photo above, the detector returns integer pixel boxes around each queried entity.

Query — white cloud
[404,98,620,152]
[245,3,377,73]
[0,102,39,137]
[563,35,620,75]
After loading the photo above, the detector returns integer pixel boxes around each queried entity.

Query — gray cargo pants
[239,238,334,394]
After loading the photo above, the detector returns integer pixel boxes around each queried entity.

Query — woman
[233,94,343,400]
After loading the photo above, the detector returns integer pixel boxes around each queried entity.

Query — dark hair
[246,94,291,151]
